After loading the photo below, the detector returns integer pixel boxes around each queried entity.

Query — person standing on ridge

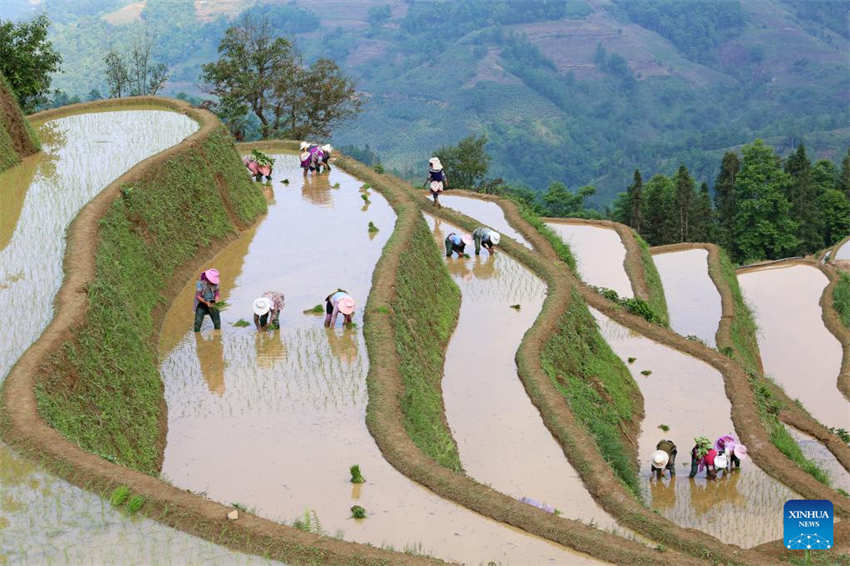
[425,157,447,207]
[445,232,473,258]
[194,269,221,332]
[472,226,501,255]
[253,291,285,330]
[324,289,356,327]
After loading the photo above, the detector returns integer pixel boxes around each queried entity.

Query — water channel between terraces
[738,264,849,432]
[652,249,721,348]
[425,214,628,538]
[0,110,278,564]
[543,221,793,546]
[158,155,603,565]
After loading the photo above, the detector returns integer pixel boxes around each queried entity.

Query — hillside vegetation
[0,72,40,173]
[15,0,850,203]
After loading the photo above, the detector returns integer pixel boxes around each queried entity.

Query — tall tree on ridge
[673,164,695,242]
[839,148,850,201]
[642,174,675,245]
[626,169,643,233]
[714,152,739,252]
[783,144,823,254]
[688,182,713,242]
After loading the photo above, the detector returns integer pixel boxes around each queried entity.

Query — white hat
[321,144,333,152]
[299,141,309,150]
[714,453,728,470]
[253,297,272,316]
[429,157,443,171]
[651,450,669,468]
[489,231,501,245]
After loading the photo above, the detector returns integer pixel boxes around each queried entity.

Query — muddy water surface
[0,111,277,564]
[787,428,850,494]
[426,215,623,535]
[653,249,720,347]
[160,156,602,565]
[835,239,850,261]
[738,265,848,431]
[439,193,531,247]
[545,221,633,297]
[592,309,794,547]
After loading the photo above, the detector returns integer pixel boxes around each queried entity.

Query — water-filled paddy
[786,428,850,494]
[652,249,721,347]
[545,221,633,297]
[835,238,850,261]
[159,155,602,564]
[739,264,849,431]
[426,215,622,534]
[438,193,531,248]
[592,309,794,547]
[0,111,276,564]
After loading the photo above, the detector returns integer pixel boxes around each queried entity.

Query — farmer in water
[318,144,333,173]
[715,434,746,471]
[425,157,447,207]
[324,289,356,327]
[194,268,221,332]
[688,436,718,479]
[651,439,677,478]
[253,291,285,330]
[472,226,501,255]
[299,142,313,176]
[445,232,473,258]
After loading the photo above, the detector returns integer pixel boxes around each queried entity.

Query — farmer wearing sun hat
[714,434,746,471]
[324,289,356,327]
[445,231,473,258]
[651,439,677,478]
[299,142,313,176]
[253,291,285,330]
[472,226,501,255]
[425,156,447,207]
[194,268,221,332]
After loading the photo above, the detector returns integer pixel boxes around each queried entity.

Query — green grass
[634,233,669,326]
[513,201,577,272]
[834,271,850,329]
[0,72,39,173]
[391,217,462,471]
[541,288,641,495]
[35,125,266,474]
[716,248,762,374]
[109,485,130,507]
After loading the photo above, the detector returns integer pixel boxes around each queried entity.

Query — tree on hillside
[201,15,361,140]
[783,144,824,254]
[104,38,168,99]
[626,169,643,233]
[541,182,596,217]
[689,182,713,242]
[714,152,739,252]
[434,135,490,189]
[839,149,850,201]
[642,174,675,245]
[732,140,798,262]
[104,51,129,98]
[820,189,850,247]
[673,165,695,242]
[0,15,62,112]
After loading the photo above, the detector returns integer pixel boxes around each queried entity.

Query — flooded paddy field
[159,156,603,564]
[438,193,531,248]
[544,220,633,298]
[0,110,277,564]
[738,264,849,431]
[592,310,795,547]
[652,249,721,347]
[835,238,850,261]
[425,215,624,535]
[786,428,850,494]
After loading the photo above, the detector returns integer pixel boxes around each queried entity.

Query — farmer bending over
[651,439,677,478]
[325,289,356,327]
[445,232,473,258]
[253,291,285,330]
[472,226,501,255]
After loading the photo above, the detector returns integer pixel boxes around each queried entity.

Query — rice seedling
[281,178,289,185]
[232,319,251,327]
[368,221,379,233]
[126,495,145,514]
[640,370,652,376]
[627,357,636,363]
[509,304,521,310]
[332,182,340,188]
[303,304,324,315]
[349,465,365,484]
[361,194,370,204]
[109,485,130,507]
[359,183,371,191]
[350,505,366,519]
[658,424,670,432]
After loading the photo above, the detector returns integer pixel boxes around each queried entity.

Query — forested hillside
[13,0,850,205]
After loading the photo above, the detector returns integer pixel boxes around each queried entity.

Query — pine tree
[714,152,739,251]
[732,140,798,262]
[626,169,643,233]
[820,189,850,247]
[839,148,850,201]
[688,182,714,242]
[673,165,695,242]
[642,174,675,245]
[784,144,823,254]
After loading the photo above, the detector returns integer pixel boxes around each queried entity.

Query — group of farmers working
[193,268,356,332]
[299,141,333,176]
[651,435,747,480]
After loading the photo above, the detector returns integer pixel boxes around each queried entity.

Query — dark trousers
[194,303,221,331]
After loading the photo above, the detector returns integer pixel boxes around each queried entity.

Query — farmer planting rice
[299,142,313,176]
[194,268,221,331]
[445,231,473,258]
[651,439,677,478]
[324,289,356,327]
[253,291,285,330]
[714,434,747,471]
[472,226,501,255]
[688,436,718,479]
[318,144,333,173]
[425,156,447,207]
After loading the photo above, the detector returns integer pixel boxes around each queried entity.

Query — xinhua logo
[784,500,833,550]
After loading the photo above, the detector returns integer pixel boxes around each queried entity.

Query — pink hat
[338,296,355,315]
[204,269,220,285]
[733,444,748,460]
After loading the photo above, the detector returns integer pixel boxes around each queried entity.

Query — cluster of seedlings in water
[351,505,366,519]
[232,319,251,327]
[213,301,230,311]
[109,485,145,514]
[332,182,340,189]
[368,221,379,233]
[303,304,324,315]
[640,370,652,376]
[509,304,521,310]
[280,178,289,185]
[361,194,371,205]
[658,424,670,432]
[350,464,365,484]
[627,357,636,363]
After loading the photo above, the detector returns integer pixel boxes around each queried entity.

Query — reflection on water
[196,331,226,395]
[159,156,601,565]
[788,427,850,494]
[739,265,849,430]
[426,214,626,535]
[653,249,720,347]
[0,111,277,564]
[301,172,332,206]
[546,221,633,298]
[593,308,795,547]
[835,239,850,260]
[439,193,531,248]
